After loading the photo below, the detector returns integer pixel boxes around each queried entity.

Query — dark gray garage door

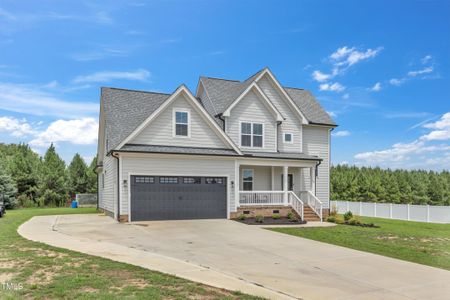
[130,175,227,221]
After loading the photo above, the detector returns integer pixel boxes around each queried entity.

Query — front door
[281,174,294,191]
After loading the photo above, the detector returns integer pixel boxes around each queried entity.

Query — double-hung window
[174,110,189,137]
[241,122,263,148]
[242,169,254,191]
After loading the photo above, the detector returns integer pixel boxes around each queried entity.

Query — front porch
[233,163,326,221]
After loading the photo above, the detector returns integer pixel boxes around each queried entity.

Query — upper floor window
[241,122,263,148]
[284,133,293,144]
[174,110,189,137]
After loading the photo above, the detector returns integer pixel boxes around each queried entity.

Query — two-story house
[96,68,337,222]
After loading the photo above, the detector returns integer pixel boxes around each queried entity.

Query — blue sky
[0,0,449,169]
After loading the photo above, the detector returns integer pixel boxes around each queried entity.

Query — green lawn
[269,216,450,271]
[0,208,262,300]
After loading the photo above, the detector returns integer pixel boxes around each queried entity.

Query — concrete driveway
[19,215,450,300]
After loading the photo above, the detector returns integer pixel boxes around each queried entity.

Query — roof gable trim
[222,82,284,121]
[115,85,243,155]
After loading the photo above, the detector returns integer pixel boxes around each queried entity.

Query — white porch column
[283,165,288,204]
[235,161,240,211]
[271,166,275,190]
[310,167,316,194]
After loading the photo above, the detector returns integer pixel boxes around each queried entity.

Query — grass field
[269,216,450,270]
[0,208,261,300]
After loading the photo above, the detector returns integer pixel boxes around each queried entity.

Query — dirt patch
[26,266,62,285]
[0,272,17,282]
[19,247,67,258]
[81,287,98,293]
[375,235,399,240]
[65,259,87,268]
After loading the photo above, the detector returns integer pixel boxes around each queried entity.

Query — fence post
[374,202,377,217]
[389,203,393,219]
[359,201,362,215]
[407,204,410,221]
[426,205,430,223]
[346,201,349,212]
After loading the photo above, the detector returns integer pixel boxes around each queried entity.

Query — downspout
[315,160,321,196]
[276,121,282,152]
[216,113,226,131]
[111,151,120,222]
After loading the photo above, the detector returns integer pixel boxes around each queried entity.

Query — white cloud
[407,67,433,77]
[420,113,450,141]
[421,55,432,64]
[319,82,345,92]
[29,118,98,147]
[370,82,381,91]
[0,116,36,137]
[70,47,129,62]
[330,46,383,67]
[332,130,351,137]
[327,111,337,118]
[384,112,431,119]
[72,69,150,84]
[339,161,349,165]
[354,112,450,169]
[312,70,332,82]
[0,82,98,117]
[389,78,405,86]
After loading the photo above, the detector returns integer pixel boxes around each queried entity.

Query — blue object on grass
[71,201,78,208]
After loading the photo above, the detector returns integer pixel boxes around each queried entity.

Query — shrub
[343,211,353,222]
[255,215,264,223]
[17,195,37,208]
[272,214,280,219]
[348,218,359,225]
[287,212,294,219]
[238,214,246,220]
[326,216,336,223]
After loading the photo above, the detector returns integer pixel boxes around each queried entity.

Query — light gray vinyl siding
[131,93,229,149]
[226,90,277,152]
[257,76,302,153]
[239,165,271,190]
[100,155,117,214]
[301,126,330,208]
[121,154,236,216]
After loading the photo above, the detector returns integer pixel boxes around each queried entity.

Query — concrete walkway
[19,215,450,300]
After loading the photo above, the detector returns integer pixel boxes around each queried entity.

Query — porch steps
[303,205,321,222]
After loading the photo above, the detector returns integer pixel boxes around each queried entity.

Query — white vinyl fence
[330,200,450,224]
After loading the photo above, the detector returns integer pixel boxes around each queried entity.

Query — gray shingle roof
[119,144,239,156]
[200,69,336,126]
[102,87,170,152]
[284,87,336,126]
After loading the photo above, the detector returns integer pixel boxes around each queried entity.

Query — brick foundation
[119,214,129,222]
[230,206,298,219]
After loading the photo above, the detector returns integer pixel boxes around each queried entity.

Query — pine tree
[0,161,17,208]
[87,156,98,194]
[38,144,68,206]
[67,153,89,197]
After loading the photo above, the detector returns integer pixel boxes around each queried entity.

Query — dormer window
[174,109,189,137]
[240,122,263,148]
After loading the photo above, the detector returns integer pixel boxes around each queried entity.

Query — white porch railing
[300,191,323,221]
[239,191,286,205]
[288,191,304,220]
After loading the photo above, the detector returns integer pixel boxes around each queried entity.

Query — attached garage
[130,175,227,221]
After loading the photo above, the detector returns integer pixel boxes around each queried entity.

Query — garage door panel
[131,176,226,221]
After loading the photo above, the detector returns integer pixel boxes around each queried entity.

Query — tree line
[0,143,97,208]
[331,165,450,206]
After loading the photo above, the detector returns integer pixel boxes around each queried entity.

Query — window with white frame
[174,110,189,136]
[284,133,293,143]
[242,169,253,191]
[241,122,263,147]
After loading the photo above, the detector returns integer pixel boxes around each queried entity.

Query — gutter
[276,121,282,152]
[111,152,120,222]
[216,113,226,131]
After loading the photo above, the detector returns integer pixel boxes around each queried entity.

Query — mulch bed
[235,217,307,225]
